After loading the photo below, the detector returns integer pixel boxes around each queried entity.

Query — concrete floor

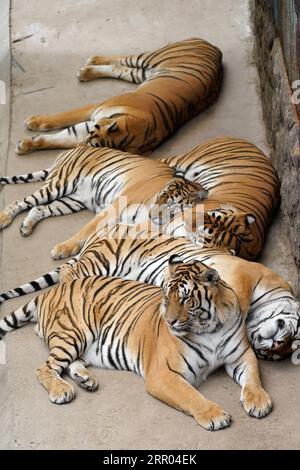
[0,0,299,450]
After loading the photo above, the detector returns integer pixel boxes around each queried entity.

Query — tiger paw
[25,115,52,131]
[19,221,34,237]
[77,66,95,82]
[51,241,81,260]
[15,136,39,155]
[48,380,75,404]
[85,55,108,66]
[68,365,98,392]
[240,385,272,419]
[195,402,232,431]
[0,211,13,230]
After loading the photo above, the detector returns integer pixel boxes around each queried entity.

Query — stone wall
[251,0,300,285]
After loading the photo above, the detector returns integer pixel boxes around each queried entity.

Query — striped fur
[0,145,207,244]
[1,223,299,360]
[0,137,278,261]
[16,38,222,155]
[0,260,272,429]
[159,136,280,259]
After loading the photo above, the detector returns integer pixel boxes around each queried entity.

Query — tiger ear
[201,268,220,284]
[245,214,256,225]
[168,254,184,275]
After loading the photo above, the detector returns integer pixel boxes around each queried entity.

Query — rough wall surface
[252,0,300,289]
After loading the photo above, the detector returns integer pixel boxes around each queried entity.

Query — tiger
[1,221,299,361]
[0,145,207,244]
[16,38,222,155]
[0,257,272,430]
[0,137,279,262]
[165,206,257,260]
[158,136,280,260]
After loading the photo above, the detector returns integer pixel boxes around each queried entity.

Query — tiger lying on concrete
[0,145,207,242]
[16,38,222,155]
[0,258,272,431]
[1,220,299,361]
[0,137,279,262]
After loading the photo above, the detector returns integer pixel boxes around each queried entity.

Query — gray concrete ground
[0,0,299,450]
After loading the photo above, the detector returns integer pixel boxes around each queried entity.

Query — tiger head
[85,114,151,154]
[187,207,258,259]
[247,298,300,360]
[150,178,208,224]
[85,118,123,149]
[161,255,240,337]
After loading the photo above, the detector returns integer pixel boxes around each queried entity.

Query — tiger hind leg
[25,103,99,131]
[78,54,153,84]
[16,121,93,155]
[19,196,87,237]
[67,360,98,391]
[0,179,68,231]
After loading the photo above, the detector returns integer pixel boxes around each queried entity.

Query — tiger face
[86,118,123,148]
[85,114,150,154]
[247,299,300,360]
[189,207,257,257]
[151,178,208,223]
[161,255,239,336]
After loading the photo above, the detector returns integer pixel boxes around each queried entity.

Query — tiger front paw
[49,380,75,404]
[0,211,13,230]
[77,66,95,82]
[19,220,34,237]
[25,115,53,131]
[69,367,98,392]
[195,401,232,431]
[85,55,108,66]
[51,240,81,260]
[15,136,39,155]
[241,385,272,419]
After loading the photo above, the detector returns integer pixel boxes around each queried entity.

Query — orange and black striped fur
[51,137,279,260]
[0,137,279,261]
[16,38,222,155]
[1,221,299,361]
[159,136,280,259]
[0,137,279,260]
[0,258,272,430]
[0,145,206,246]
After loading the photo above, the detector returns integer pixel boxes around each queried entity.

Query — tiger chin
[0,257,272,431]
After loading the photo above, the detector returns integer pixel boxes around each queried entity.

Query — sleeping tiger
[0,137,279,262]
[0,258,272,430]
[1,220,299,361]
[158,136,280,260]
[16,38,222,155]
[0,145,206,244]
